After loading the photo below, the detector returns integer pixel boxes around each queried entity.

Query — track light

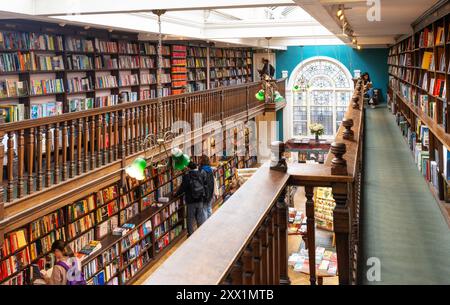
[357,45,361,50]
[339,14,345,21]
[337,9,343,17]
[352,38,357,44]
[84,25,90,30]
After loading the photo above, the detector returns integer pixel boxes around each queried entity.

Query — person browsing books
[175,161,207,236]
[258,58,275,79]
[199,155,215,219]
[41,240,85,285]
[361,72,375,108]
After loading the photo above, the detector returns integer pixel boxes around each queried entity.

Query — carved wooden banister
[143,87,364,286]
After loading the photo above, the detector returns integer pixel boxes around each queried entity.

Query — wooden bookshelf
[388,13,450,222]
[0,19,253,121]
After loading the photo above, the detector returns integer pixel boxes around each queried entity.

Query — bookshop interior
[0,0,450,287]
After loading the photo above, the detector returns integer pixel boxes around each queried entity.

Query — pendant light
[125,10,189,181]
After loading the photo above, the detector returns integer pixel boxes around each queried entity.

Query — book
[421,51,434,70]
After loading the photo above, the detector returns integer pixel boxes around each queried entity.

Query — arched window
[289,57,353,138]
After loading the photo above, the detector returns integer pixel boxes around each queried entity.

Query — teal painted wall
[275,45,389,140]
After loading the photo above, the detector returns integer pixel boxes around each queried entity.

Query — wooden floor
[134,187,338,285]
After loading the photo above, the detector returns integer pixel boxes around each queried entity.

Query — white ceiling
[0,0,442,48]
[295,0,440,47]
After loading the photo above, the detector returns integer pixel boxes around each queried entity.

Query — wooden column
[273,206,280,284]
[251,234,262,284]
[242,245,255,285]
[118,110,126,159]
[305,185,316,285]
[277,188,290,285]
[45,125,52,187]
[332,182,351,285]
[54,123,60,184]
[267,211,275,285]
[258,223,269,285]
[331,142,347,176]
[230,259,244,285]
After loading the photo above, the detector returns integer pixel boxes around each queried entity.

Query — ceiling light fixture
[357,45,361,50]
[339,14,345,21]
[337,9,343,18]
[84,25,90,30]
[352,38,357,44]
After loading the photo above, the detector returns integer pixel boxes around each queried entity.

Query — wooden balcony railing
[0,79,286,245]
[144,83,365,285]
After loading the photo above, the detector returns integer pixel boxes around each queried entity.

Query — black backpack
[188,171,206,202]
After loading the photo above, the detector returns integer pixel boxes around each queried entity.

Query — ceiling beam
[32,0,297,16]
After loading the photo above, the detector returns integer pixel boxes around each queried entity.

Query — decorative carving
[270,141,287,172]
[352,95,360,109]
[342,118,354,140]
[331,142,347,176]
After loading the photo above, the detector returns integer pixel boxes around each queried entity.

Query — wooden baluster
[89,116,96,170]
[277,189,290,284]
[125,109,130,156]
[251,234,262,284]
[135,107,140,152]
[17,129,25,198]
[230,258,243,285]
[144,105,149,138]
[83,118,89,172]
[114,112,119,160]
[102,113,107,165]
[77,118,83,175]
[108,113,113,162]
[305,185,316,285]
[0,122,4,218]
[45,125,52,187]
[7,132,14,201]
[69,121,75,178]
[130,108,136,154]
[26,128,35,194]
[96,115,102,167]
[36,127,44,191]
[332,183,351,285]
[61,123,68,181]
[119,110,126,159]
[242,244,255,285]
[267,213,275,285]
[273,206,280,284]
[53,123,60,185]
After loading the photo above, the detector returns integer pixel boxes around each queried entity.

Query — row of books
[95,55,118,70]
[0,31,64,51]
[67,76,93,93]
[119,56,140,69]
[118,74,139,87]
[187,58,206,68]
[30,78,65,95]
[95,39,118,54]
[187,47,208,57]
[68,195,97,223]
[418,27,435,48]
[0,80,28,98]
[67,55,93,70]
[65,36,95,53]
[118,42,139,55]
[29,210,65,242]
[30,101,63,119]
[0,52,64,72]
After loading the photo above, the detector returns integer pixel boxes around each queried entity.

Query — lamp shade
[172,148,190,171]
[274,91,285,103]
[125,157,147,181]
[255,89,265,101]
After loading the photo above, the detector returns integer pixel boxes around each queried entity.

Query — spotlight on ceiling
[84,25,91,30]
[108,28,113,33]
[339,14,345,21]
[357,45,362,50]
[352,38,357,44]
[59,23,66,27]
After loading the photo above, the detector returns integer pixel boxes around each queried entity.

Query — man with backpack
[176,161,207,236]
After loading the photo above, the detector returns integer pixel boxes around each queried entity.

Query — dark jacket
[260,63,275,78]
[200,165,215,203]
[175,170,207,204]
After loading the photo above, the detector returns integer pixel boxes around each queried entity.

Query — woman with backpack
[41,240,85,285]
[175,161,207,236]
[199,155,215,219]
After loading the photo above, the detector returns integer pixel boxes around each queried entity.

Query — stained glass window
[291,57,353,137]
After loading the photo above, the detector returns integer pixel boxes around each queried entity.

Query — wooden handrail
[0,79,286,239]
[144,84,365,285]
